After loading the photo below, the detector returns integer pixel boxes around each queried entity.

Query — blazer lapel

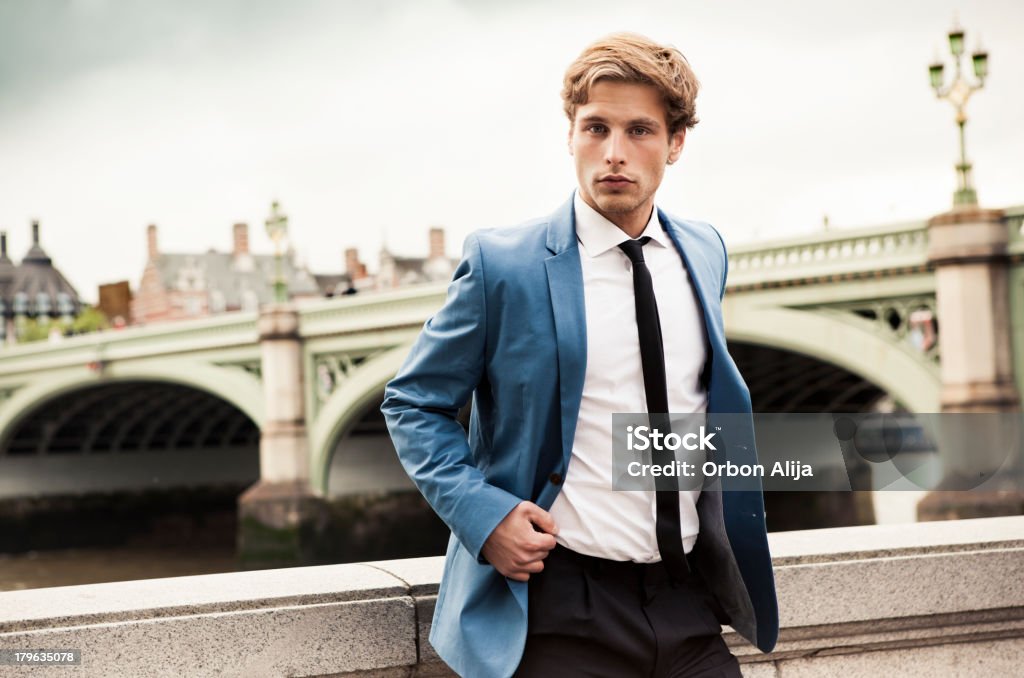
[544,195,587,469]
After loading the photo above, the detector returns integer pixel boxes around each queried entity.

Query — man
[382,33,778,678]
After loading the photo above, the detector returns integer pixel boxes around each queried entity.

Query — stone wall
[0,516,1021,677]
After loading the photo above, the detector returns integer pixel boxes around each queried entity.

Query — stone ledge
[733,607,1024,659]
[772,546,1024,627]
[0,561,407,633]
[755,638,1024,678]
[765,514,1024,565]
[0,519,1021,677]
[0,598,417,678]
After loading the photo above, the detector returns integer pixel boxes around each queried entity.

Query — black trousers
[514,545,742,678]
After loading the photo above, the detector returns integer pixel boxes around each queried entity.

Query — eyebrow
[578,114,662,129]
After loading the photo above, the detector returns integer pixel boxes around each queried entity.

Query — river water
[0,546,238,592]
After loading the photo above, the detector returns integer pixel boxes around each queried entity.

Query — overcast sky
[1,0,1022,303]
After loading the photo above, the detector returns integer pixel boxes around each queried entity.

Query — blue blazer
[382,193,778,678]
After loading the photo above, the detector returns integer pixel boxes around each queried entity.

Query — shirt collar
[573,190,671,258]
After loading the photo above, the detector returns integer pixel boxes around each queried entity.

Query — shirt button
[549,472,563,485]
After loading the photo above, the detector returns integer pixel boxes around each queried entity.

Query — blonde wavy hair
[561,32,700,135]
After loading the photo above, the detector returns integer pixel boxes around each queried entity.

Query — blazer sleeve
[380,233,522,562]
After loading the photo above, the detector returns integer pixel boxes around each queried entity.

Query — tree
[14,306,110,343]
[71,306,110,334]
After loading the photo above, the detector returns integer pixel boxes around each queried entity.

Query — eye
[586,124,607,134]
[631,127,652,136]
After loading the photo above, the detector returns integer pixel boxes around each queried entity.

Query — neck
[580,192,653,239]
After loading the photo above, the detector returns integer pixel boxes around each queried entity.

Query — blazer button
[549,472,563,485]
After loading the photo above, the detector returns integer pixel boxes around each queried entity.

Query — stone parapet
[0,516,1021,677]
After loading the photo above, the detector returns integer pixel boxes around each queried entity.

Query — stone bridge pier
[238,303,328,568]
[920,206,1023,520]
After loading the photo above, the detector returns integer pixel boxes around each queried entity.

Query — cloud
[0,0,1021,303]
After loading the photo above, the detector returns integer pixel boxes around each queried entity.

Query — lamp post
[921,21,1020,521]
[264,200,289,303]
[928,20,988,207]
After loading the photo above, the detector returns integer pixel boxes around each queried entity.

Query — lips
[598,176,633,189]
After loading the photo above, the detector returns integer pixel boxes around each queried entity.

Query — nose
[604,129,627,166]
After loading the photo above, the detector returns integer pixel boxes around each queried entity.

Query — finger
[530,533,557,551]
[527,505,559,536]
[521,535,556,554]
[513,546,551,565]
[509,556,546,574]
[523,559,545,574]
[512,553,541,568]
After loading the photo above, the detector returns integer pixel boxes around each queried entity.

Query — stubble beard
[592,182,649,217]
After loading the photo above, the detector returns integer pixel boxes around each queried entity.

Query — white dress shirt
[549,192,710,562]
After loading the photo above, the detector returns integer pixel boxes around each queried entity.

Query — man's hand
[481,501,559,582]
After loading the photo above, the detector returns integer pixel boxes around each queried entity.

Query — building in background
[130,221,455,325]
[377,227,457,289]
[310,247,362,298]
[0,221,83,344]
[131,222,324,325]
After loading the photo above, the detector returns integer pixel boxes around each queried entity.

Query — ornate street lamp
[264,200,289,303]
[928,19,988,207]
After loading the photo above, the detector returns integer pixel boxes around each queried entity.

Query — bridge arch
[0,360,264,447]
[310,344,413,494]
[724,306,940,412]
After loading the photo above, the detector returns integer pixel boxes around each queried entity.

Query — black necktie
[618,237,690,578]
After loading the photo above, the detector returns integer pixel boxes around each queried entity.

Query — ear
[567,124,575,156]
[667,129,686,164]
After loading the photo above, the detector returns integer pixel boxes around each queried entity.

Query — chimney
[429,227,445,259]
[232,222,249,256]
[147,224,159,260]
[345,247,365,280]
[32,220,40,245]
[1,232,7,258]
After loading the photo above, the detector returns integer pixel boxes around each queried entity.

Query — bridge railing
[727,204,1024,290]
[726,220,930,289]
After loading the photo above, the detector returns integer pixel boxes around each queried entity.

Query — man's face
[568,80,685,225]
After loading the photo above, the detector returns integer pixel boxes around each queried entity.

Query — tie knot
[618,236,652,264]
